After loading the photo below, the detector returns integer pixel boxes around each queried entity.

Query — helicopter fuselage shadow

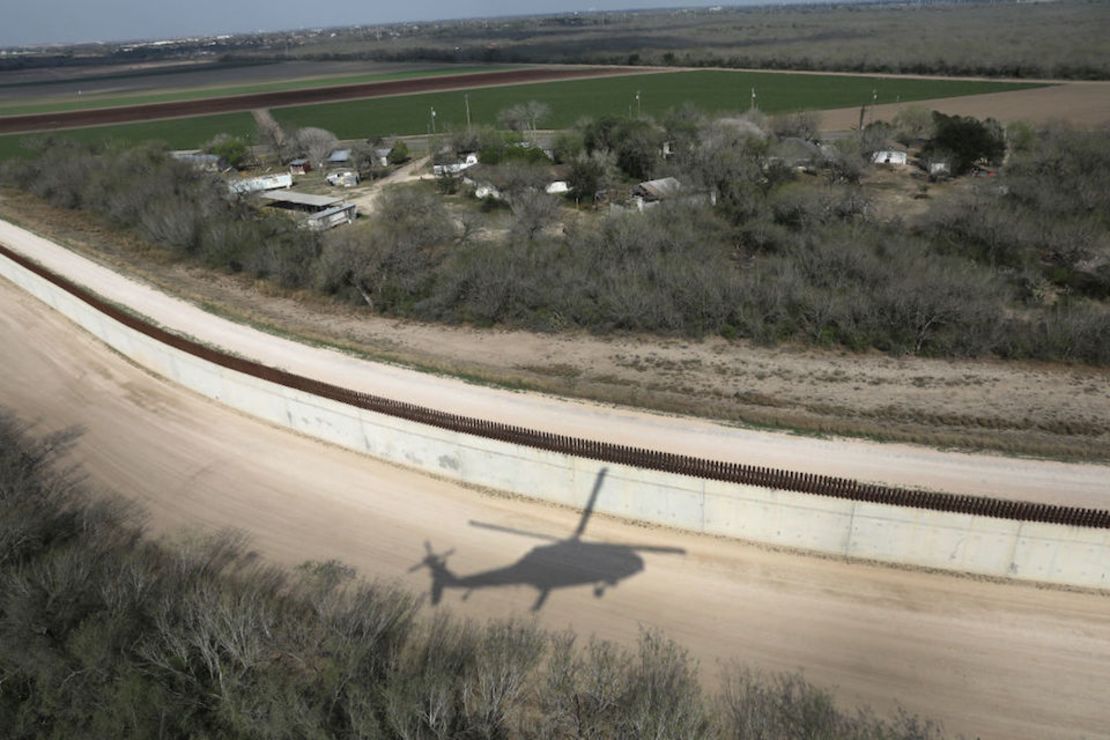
[411,468,685,611]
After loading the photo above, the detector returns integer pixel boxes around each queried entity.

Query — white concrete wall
[3,252,1107,590]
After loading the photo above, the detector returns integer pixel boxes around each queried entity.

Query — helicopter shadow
[410,468,686,611]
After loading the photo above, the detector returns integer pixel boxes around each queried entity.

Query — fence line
[4,242,1107,530]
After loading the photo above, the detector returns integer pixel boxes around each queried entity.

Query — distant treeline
[269,46,1110,82]
[0,413,944,737]
[262,0,1110,80]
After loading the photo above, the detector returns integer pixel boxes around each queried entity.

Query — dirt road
[1,274,1107,739]
[2,219,1107,506]
[347,156,430,215]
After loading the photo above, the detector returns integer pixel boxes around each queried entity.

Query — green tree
[204,134,250,169]
[568,151,617,205]
[388,140,411,165]
[925,113,1006,175]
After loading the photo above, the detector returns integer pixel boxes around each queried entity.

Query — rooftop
[258,191,343,209]
[635,177,683,200]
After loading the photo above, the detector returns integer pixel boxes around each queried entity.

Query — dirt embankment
[0,66,642,134]
[1,188,1107,465]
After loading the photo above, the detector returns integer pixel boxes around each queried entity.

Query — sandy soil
[820,81,1110,130]
[1,275,1108,739]
[1,215,1108,507]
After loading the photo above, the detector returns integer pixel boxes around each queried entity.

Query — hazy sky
[2,1,831,47]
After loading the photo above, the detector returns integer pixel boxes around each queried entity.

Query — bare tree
[498,101,551,139]
[892,105,935,145]
[252,108,289,162]
[510,190,561,242]
[770,110,822,141]
[292,127,339,167]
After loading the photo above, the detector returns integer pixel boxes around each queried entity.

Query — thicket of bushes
[0,413,943,737]
[320,118,1108,363]
[1,139,321,288]
[3,119,1108,364]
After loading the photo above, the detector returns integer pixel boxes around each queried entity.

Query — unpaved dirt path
[2,218,1108,506]
[347,156,431,215]
[1,275,1108,740]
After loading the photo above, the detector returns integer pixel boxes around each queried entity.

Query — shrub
[0,414,943,738]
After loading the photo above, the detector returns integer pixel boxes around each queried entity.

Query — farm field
[0,59,455,99]
[268,69,1042,138]
[0,65,507,117]
[0,68,1043,159]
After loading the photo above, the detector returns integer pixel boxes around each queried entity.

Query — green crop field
[0,70,1045,160]
[0,66,503,117]
[269,70,1043,138]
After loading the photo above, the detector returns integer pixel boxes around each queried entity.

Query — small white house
[433,153,479,176]
[228,173,293,196]
[373,147,394,167]
[171,150,227,172]
[326,170,359,187]
[871,150,909,166]
[928,161,951,176]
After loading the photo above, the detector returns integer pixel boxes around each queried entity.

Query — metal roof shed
[258,191,343,211]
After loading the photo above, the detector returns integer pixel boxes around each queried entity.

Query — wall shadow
[410,468,685,611]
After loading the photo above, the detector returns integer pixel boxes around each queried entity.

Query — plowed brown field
[0,66,640,134]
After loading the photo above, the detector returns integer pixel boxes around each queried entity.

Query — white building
[871,150,909,166]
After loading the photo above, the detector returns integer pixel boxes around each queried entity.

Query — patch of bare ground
[820,81,1110,131]
[2,187,1108,463]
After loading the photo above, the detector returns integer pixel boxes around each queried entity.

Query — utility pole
[464,94,471,130]
[750,86,756,111]
[430,107,437,135]
[635,90,641,118]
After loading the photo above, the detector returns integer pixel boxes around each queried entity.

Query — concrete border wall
[2,250,1107,589]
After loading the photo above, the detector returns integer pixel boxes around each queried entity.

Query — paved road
[2,276,1108,739]
[2,218,1107,507]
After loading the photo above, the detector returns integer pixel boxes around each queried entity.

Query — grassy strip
[0,65,507,117]
[0,112,258,159]
[0,69,1044,160]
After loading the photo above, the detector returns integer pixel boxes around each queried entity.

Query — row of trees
[0,413,942,737]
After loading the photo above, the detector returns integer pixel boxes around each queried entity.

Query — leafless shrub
[771,110,822,141]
